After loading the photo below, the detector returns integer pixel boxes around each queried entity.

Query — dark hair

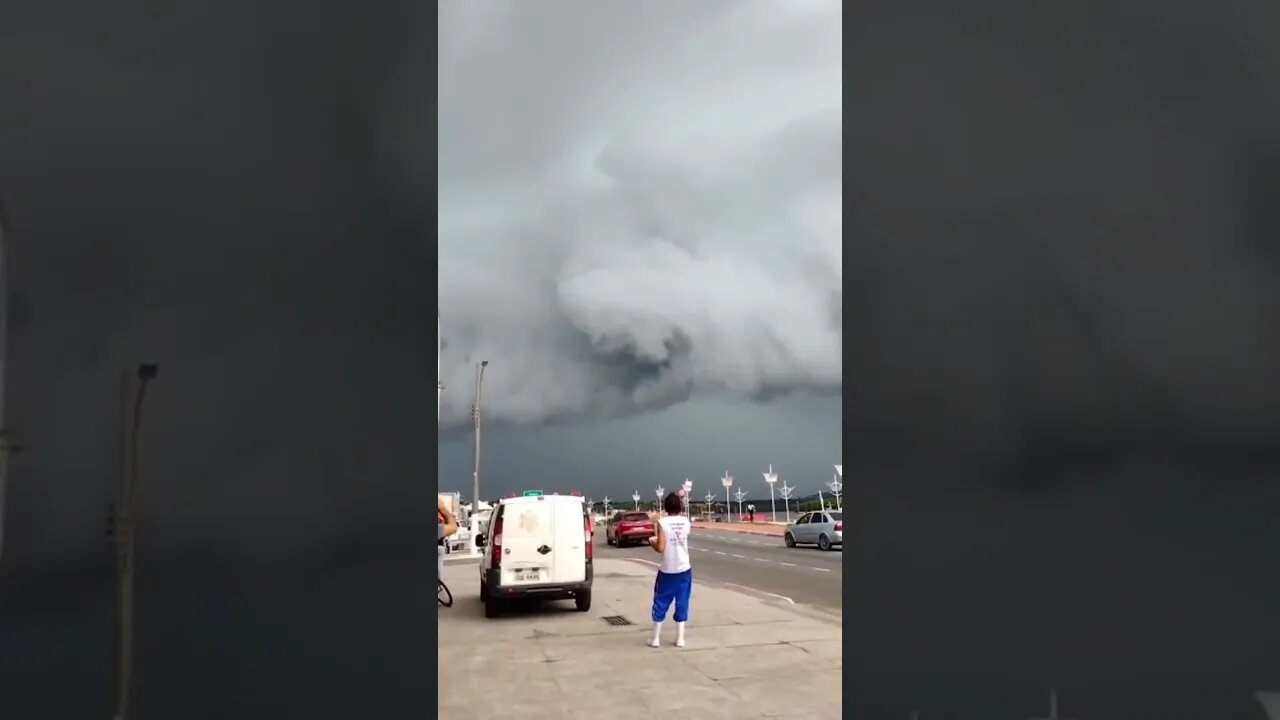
[662,492,682,515]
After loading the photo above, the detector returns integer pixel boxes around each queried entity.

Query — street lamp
[113,362,158,720]
[603,496,612,516]
[778,481,795,523]
[0,201,10,563]
[763,465,778,524]
[732,487,746,520]
[703,491,715,520]
[655,485,664,511]
[631,492,640,511]
[682,479,693,516]
[828,473,842,511]
[470,360,489,546]
[720,472,733,523]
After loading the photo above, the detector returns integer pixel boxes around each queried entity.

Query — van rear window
[623,513,649,522]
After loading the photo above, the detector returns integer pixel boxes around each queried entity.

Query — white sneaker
[674,638,685,648]
[647,638,661,648]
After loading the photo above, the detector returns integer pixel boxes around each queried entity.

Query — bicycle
[438,579,453,608]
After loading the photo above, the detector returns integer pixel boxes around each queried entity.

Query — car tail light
[834,522,842,531]
[490,515,504,567]
[584,514,593,561]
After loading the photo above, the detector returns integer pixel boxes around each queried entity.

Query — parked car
[783,510,842,551]
[605,511,655,548]
[476,494,593,618]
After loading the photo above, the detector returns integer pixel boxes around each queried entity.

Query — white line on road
[779,561,797,567]
[724,582,795,605]
[731,554,746,559]
[811,567,831,572]
[752,557,769,562]
[714,551,727,555]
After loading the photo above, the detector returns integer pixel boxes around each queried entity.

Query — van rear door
[498,498,557,586]
[549,498,587,584]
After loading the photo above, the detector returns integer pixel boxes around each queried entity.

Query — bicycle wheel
[437,580,453,608]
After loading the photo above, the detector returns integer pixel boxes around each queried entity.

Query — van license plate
[516,571,538,582]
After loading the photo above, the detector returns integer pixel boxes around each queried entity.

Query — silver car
[783,510,842,551]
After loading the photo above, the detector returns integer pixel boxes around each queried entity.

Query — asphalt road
[594,525,842,612]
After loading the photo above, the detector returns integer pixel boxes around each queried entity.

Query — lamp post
[603,496,612,516]
[763,465,778,523]
[0,201,11,563]
[682,479,693,516]
[720,472,733,523]
[828,474,842,511]
[732,487,746,521]
[704,491,715,520]
[655,485,664,512]
[470,360,489,553]
[631,492,640,511]
[1029,689,1075,720]
[778,481,795,523]
[113,363,158,720]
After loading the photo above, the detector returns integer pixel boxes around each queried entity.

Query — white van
[476,494,593,618]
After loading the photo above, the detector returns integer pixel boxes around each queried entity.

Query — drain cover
[601,615,633,626]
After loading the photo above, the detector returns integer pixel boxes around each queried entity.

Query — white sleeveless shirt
[657,515,692,574]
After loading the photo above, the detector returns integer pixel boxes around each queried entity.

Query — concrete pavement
[596,526,843,612]
[438,558,841,719]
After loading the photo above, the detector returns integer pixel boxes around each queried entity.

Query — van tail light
[584,514,593,561]
[834,522,842,531]
[490,516,504,567]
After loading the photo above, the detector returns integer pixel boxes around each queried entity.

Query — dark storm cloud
[0,0,436,575]
[437,0,843,427]
[849,2,1280,488]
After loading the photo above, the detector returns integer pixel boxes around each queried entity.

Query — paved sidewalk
[438,558,841,719]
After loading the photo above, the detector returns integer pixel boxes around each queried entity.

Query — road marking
[752,557,769,562]
[724,582,795,605]
[811,567,831,572]
[714,551,727,555]
[627,558,661,568]
[779,562,797,567]
[731,554,746,559]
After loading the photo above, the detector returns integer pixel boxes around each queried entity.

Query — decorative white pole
[721,472,734,523]
[732,487,746,520]
[1029,689,1075,720]
[704,491,716,520]
[778,481,794,522]
[603,496,612,516]
[632,492,640,511]
[763,465,778,523]
[682,479,693,516]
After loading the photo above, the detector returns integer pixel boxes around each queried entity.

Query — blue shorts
[651,569,693,623]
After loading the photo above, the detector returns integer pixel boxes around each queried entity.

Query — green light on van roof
[522,490,543,496]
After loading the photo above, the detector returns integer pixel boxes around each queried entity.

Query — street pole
[721,472,733,523]
[470,360,488,553]
[733,487,746,521]
[704,492,715,520]
[113,363,157,720]
[682,479,693,517]
[829,473,842,511]
[0,200,12,563]
[763,465,778,523]
[779,481,794,523]
[631,492,639,511]
[655,486,664,513]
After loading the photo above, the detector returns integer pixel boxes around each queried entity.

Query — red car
[605,511,655,548]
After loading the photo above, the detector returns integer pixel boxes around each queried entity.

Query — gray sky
[437,0,843,498]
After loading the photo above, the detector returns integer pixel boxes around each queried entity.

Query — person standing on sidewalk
[747,503,755,523]
[647,492,692,648]
[438,497,458,578]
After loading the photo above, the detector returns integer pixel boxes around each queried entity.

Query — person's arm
[438,499,459,537]
[650,518,666,553]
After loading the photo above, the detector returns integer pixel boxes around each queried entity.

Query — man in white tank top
[647,492,693,648]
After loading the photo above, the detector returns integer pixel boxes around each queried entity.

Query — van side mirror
[475,534,486,548]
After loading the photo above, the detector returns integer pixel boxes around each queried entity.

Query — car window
[795,513,809,525]
[611,512,622,523]
[828,512,842,522]
[623,513,648,522]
